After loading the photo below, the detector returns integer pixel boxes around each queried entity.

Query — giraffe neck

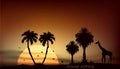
[97,42,105,51]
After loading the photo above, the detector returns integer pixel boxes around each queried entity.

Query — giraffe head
[95,41,99,44]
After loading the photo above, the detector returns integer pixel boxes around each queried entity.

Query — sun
[17,45,59,65]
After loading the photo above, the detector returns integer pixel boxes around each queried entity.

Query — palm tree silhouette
[75,28,94,63]
[66,41,79,64]
[22,30,38,65]
[39,32,55,64]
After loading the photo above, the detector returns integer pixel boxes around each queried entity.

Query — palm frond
[30,39,33,45]
[66,41,79,55]
[50,36,55,40]
[42,41,46,46]
[22,36,27,43]
[21,30,38,45]
[75,28,94,47]
[22,30,30,36]
[49,38,54,44]
[39,32,55,46]
[32,38,37,43]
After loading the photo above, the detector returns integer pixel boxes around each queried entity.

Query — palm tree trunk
[71,54,74,64]
[42,41,49,64]
[83,47,87,63]
[27,41,36,65]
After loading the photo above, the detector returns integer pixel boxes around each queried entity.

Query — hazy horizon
[1,44,120,66]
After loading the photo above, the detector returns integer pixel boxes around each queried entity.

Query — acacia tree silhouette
[75,28,94,63]
[21,30,38,65]
[66,41,79,64]
[39,32,55,64]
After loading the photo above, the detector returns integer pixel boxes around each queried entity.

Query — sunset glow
[17,45,59,65]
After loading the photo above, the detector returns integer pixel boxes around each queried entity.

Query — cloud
[0,50,22,66]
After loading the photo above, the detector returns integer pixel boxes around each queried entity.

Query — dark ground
[0,63,120,69]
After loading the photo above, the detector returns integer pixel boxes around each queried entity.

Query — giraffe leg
[109,56,111,64]
[102,54,106,63]
[104,56,106,63]
[102,55,104,63]
[110,53,112,64]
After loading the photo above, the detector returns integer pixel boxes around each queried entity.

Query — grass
[0,63,120,69]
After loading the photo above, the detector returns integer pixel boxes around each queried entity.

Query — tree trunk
[27,41,36,65]
[42,41,49,64]
[71,54,74,64]
[83,47,87,63]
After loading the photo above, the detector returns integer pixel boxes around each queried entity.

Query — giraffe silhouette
[95,41,112,63]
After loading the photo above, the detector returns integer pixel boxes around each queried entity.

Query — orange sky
[1,0,120,65]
